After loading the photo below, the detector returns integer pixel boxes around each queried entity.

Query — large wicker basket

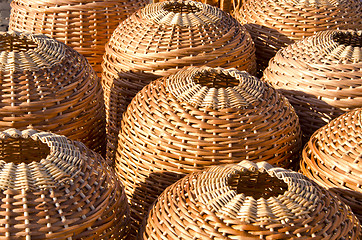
[234,0,362,73]
[300,108,362,222]
[0,31,105,154]
[103,0,256,162]
[139,161,361,239]
[116,66,302,235]
[0,128,130,239]
[9,0,148,75]
[152,0,234,14]
[262,30,362,140]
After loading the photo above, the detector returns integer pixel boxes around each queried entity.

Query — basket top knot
[166,67,265,109]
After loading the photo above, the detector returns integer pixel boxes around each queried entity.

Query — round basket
[115,66,302,235]
[300,108,362,222]
[234,0,362,73]
[0,0,11,31]
[139,160,361,239]
[103,0,256,161]
[0,128,130,239]
[262,30,362,140]
[152,0,234,14]
[0,31,105,154]
[8,0,148,75]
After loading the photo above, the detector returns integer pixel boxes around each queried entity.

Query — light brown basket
[262,30,362,141]
[152,0,234,13]
[8,0,148,75]
[0,31,105,154]
[103,0,257,162]
[115,66,302,235]
[0,128,130,239]
[0,0,11,31]
[300,108,362,222]
[139,160,361,239]
[234,0,362,73]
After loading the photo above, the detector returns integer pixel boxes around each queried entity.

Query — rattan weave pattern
[262,30,362,140]
[8,0,148,75]
[139,161,361,239]
[0,31,105,154]
[152,0,234,13]
[0,128,129,239]
[115,66,302,235]
[234,0,362,72]
[300,108,362,222]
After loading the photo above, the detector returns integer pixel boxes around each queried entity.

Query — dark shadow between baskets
[330,187,362,222]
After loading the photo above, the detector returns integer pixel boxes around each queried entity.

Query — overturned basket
[140,161,361,239]
[116,66,302,235]
[0,128,129,239]
[0,31,105,154]
[300,108,362,222]
[263,30,362,140]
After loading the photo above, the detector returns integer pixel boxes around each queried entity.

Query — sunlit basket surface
[0,31,105,154]
[103,0,256,162]
[152,0,234,13]
[139,160,361,239]
[262,30,362,140]
[8,0,148,74]
[0,128,130,239]
[234,0,362,72]
[300,108,362,222]
[116,66,302,235]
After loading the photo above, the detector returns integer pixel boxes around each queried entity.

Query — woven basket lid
[300,108,362,222]
[262,30,362,140]
[116,66,302,235]
[0,31,105,154]
[0,128,129,239]
[140,160,361,239]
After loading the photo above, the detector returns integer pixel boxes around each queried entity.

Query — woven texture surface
[9,0,148,75]
[0,31,105,154]
[234,0,362,72]
[115,66,302,235]
[103,0,256,162]
[262,30,362,140]
[0,128,130,239]
[300,108,362,222]
[140,161,361,239]
[152,0,234,13]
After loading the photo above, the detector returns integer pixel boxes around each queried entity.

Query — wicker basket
[0,31,105,154]
[0,0,11,31]
[152,0,234,13]
[9,0,148,75]
[300,108,362,222]
[103,0,256,162]
[0,128,130,239]
[234,0,362,73]
[262,30,362,141]
[139,160,361,239]
[115,66,302,235]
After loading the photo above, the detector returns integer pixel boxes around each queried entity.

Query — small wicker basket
[139,160,361,239]
[0,128,130,239]
[116,66,302,235]
[300,108,362,222]
[0,31,105,154]
[9,0,148,75]
[262,30,362,140]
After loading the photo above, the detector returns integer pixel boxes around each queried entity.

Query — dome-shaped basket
[262,30,362,140]
[0,31,105,154]
[9,0,148,75]
[152,0,234,14]
[0,0,11,31]
[300,108,362,222]
[103,0,256,161]
[116,66,302,235]
[0,128,130,239]
[234,0,362,72]
[139,160,361,239]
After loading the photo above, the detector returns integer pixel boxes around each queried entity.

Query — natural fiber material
[139,160,361,239]
[9,0,147,75]
[234,0,362,73]
[152,0,234,14]
[103,0,256,162]
[0,0,11,31]
[0,31,105,154]
[0,128,130,239]
[300,108,362,222]
[115,66,302,235]
[262,30,362,140]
